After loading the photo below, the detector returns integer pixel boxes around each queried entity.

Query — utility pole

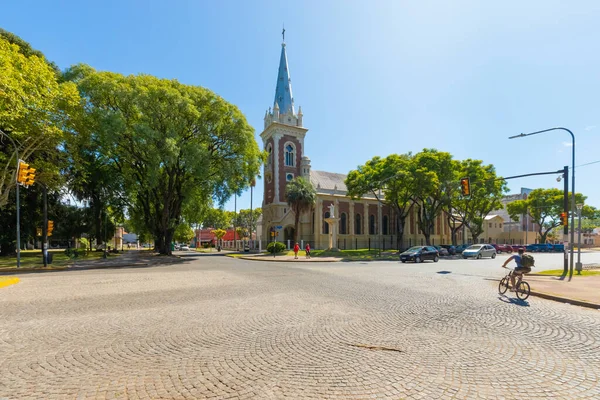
[42,185,48,267]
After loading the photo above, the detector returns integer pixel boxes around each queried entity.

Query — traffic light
[16,161,36,187]
[17,161,29,184]
[460,177,470,197]
[560,212,568,226]
[47,220,54,236]
[24,167,36,186]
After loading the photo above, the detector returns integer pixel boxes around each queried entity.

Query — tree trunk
[293,210,300,244]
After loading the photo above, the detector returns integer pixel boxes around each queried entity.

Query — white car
[462,244,496,259]
[180,245,190,251]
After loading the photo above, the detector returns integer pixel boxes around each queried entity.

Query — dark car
[526,243,553,252]
[491,244,513,253]
[440,245,457,255]
[552,243,565,252]
[454,244,470,254]
[399,246,439,263]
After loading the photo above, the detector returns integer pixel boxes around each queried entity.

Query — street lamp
[576,203,583,275]
[509,127,576,278]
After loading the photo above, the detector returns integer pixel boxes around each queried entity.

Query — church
[258,36,457,250]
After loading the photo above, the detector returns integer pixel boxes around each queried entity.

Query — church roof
[310,170,348,194]
[274,43,295,115]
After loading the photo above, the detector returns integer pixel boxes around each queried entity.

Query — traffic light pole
[42,185,48,267]
[562,166,568,279]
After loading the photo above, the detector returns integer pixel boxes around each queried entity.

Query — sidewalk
[235,253,343,262]
[0,251,184,274]
[526,275,600,309]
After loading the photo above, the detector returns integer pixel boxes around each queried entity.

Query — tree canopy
[65,64,262,254]
[285,176,316,243]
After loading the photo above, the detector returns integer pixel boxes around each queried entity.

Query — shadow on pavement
[498,295,530,307]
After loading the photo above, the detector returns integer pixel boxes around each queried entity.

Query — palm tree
[285,177,316,244]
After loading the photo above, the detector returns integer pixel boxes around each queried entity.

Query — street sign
[275,225,282,229]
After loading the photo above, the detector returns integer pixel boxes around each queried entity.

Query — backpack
[521,254,535,268]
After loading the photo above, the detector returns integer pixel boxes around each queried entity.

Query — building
[258,37,455,250]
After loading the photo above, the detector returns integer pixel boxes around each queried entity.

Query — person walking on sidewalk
[293,242,300,259]
[305,243,311,259]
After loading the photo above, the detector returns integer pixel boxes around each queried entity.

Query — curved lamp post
[0,129,21,268]
[509,127,575,278]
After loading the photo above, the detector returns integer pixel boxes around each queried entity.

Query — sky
[2,0,600,212]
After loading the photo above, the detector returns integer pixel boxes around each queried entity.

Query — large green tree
[507,189,592,244]
[452,159,507,243]
[65,65,262,254]
[346,154,417,250]
[0,36,79,209]
[232,208,262,238]
[200,207,234,230]
[285,177,316,243]
[409,149,455,246]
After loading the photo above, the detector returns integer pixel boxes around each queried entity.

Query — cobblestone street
[1,253,599,399]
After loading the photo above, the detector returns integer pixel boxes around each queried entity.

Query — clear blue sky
[3,0,600,212]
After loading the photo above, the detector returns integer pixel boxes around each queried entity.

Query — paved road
[1,253,599,399]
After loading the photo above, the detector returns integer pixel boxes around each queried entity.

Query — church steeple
[273,37,295,116]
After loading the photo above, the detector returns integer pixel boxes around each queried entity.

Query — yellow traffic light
[17,161,29,184]
[24,167,36,186]
[560,212,568,226]
[47,220,54,236]
[460,177,470,197]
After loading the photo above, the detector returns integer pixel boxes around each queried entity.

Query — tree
[0,36,80,209]
[409,149,455,246]
[211,229,227,247]
[65,65,262,255]
[454,159,507,243]
[200,208,234,230]
[232,208,262,238]
[285,177,316,243]
[346,154,417,250]
[506,189,591,244]
[174,223,195,244]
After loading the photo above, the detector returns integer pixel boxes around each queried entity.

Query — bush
[267,242,286,254]
[64,248,88,259]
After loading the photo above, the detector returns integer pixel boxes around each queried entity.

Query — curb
[528,289,600,310]
[233,255,341,263]
[0,276,20,289]
[0,267,68,274]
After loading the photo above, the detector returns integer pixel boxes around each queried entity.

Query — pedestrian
[294,242,300,259]
[305,243,311,259]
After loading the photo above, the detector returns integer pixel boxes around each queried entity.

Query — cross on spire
[282,25,285,43]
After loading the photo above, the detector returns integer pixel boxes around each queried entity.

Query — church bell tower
[260,31,309,242]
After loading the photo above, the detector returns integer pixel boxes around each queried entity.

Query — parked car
[511,244,525,252]
[399,246,439,263]
[552,243,565,252]
[440,245,457,255]
[454,244,470,254]
[462,244,497,259]
[433,246,450,256]
[180,245,190,251]
[491,244,513,253]
[526,243,553,252]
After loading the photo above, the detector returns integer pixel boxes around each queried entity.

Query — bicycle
[498,266,531,300]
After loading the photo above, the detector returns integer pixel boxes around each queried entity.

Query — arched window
[267,144,273,166]
[355,214,362,235]
[369,215,376,235]
[340,213,347,234]
[285,143,295,167]
[323,211,330,234]
[383,215,389,235]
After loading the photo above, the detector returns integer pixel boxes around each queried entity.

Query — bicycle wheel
[516,281,530,300]
[498,277,509,294]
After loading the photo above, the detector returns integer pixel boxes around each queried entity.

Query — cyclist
[501,248,531,291]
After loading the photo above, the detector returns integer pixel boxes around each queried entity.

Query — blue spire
[273,42,295,115]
